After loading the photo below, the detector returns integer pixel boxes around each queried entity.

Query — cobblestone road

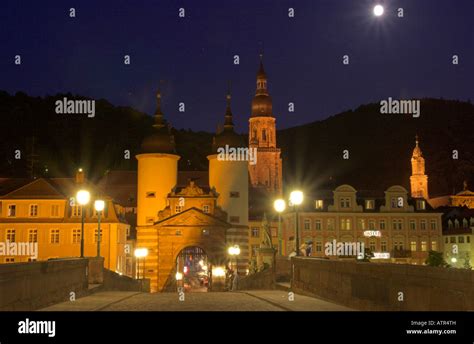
[41,290,354,311]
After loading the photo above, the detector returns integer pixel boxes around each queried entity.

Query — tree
[463,253,472,270]
[425,250,449,267]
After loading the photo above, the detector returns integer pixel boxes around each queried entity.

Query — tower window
[262,129,267,141]
[146,192,156,198]
[203,205,210,214]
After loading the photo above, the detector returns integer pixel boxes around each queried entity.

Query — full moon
[373,4,384,16]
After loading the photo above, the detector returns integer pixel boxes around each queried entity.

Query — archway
[176,246,209,292]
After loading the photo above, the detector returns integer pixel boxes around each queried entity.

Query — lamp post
[94,200,105,257]
[134,248,149,280]
[227,245,241,274]
[273,199,286,256]
[289,190,304,256]
[76,190,90,258]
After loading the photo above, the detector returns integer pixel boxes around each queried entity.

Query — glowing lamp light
[134,248,149,258]
[183,266,188,274]
[202,265,208,271]
[373,4,384,16]
[451,257,457,263]
[76,190,90,206]
[94,200,105,212]
[175,272,183,281]
[228,245,240,256]
[274,199,286,213]
[212,267,226,277]
[289,190,304,206]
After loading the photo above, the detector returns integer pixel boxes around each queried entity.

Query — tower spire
[153,90,165,129]
[224,81,234,130]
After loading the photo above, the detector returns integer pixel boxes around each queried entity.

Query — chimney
[76,168,85,184]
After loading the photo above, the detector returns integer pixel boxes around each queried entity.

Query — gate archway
[176,246,209,292]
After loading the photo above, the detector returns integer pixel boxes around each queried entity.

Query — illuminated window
[421,241,427,252]
[365,200,375,210]
[358,219,366,230]
[340,218,351,230]
[327,219,335,230]
[50,229,60,244]
[6,229,16,243]
[410,241,417,252]
[431,241,437,251]
[315,200,323,209]
[29,204,38,217]
[7,205,16,217]
[72,229,81,244]
[28,229,38,243]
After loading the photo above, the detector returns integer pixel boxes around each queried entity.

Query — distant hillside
[0,92,472,196]
[279,99,474,196]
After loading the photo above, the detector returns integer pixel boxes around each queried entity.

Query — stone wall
[103,269,150,292]
[275,256,291,282]
[237,269,275,290]
[291,257,474,311]
[0,258,88,311]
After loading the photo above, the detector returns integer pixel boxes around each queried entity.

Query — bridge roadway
[41,290,354,311]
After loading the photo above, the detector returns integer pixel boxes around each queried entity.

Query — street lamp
[134,248,149,279]
[76,190,90,258]
[228,245,241,274]
[273,199,286,255]
[289,190,304,256]
[94,200,105,257]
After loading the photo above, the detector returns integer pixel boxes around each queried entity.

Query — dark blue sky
[1,0,472,132]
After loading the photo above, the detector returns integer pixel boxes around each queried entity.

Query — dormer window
[365,200,375,210]
[340,198,351,208]
[416,200,426,210]
[315,200,323,210]
[391,197,403,208]
[175,205,183,214]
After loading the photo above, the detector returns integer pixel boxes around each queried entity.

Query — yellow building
[0,175,130,274]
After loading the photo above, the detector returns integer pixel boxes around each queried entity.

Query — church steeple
[410,135,429,199]
[153,91,166,129]
[251,54,272,117]
[224,84,234,130]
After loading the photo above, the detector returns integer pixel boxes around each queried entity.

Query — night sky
[1,0,472,132]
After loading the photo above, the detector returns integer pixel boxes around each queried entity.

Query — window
[229,191,240,198]
[454,219,460,228]
[6,229,16,243]
[5,257,15,263]
[203,205,210,214]
[51,204,60,217]
[7,204,16,217]
[431,241,437,251]
[315,219,322,230]
[448,220,453,229]
[421,241,427,252]
[175,230,182,236]
[340,218,351,230]
[315,200,324,209]
[420,220,427,230]
[430,220,437,230]
[146,192,156,198]
[94,229,103,243]
[381,241,387,252]
[229,216,240,223]
[392,219,402,230]
[409,220,416,230]
[391,197,403,208]
[365,200,375,210]
[72,229,81,244]
[72,205,82,217]
[50,229,60,244]
[358,219,366,230]
[458,236,465,244]
[463,219,468,228]
[394,241,404,250]
[251,245,259,256]
[315,241,322,252]
[304,219,311,230]
[327,219,335,230]
[340,198,351,208]
[450,237,456,244]
[417,200,426,210]
[369,220,375,230]
[251,228,260,237]
[28,229,38,243]
[410,241,417,252]
[379,220,386,230]
[175,205,183,213]
[369,241,376,251]
[262,129,267,141]
[29,204,38,217]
